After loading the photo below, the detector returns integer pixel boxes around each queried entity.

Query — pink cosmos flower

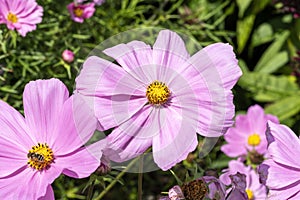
[76,30,242,170]
[67,2,95,23]
[259,121,300,199]
[62,49,75,63]
[220,160,267,200]
[0,0,43,37]
[221,105,279,159]
[0,79,101,199]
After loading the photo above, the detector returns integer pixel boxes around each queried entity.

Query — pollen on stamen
[248,133,261,146]
[27,143,54,171]
[146,80,171,105]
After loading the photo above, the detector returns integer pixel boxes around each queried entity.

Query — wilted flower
[0,79,101,199]
[260,121,300,199]
[67,2,95,23]
[0,0,43,37]
[76,29,242,170]
[220,160,267,200]
[226,172,248,200]
[62,49,75,63]
[221,105,279,160]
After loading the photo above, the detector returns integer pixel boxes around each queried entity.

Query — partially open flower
[67,2,95,23]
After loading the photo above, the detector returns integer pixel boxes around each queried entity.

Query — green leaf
[238,72,299,102]
[254,31,290,72]
[237,15,256,53]
[236,0,252,17]
[251,23,274,48]
[256,51,289,74]
[265,95,300,120]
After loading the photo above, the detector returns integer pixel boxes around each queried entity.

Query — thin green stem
[138,155,144,200]
[94,158,139,200]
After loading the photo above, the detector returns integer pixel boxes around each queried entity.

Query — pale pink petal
[50,94,97,155]
[268,184,300,200]
[267,121,300,169]
[202,43,242,90]
[23,78,69,142]
[152,107,198,170]
[246,105,268,134]
[153,29,190,70]
[103,41,153,73]
[105,106,155,162]
[221,143,247,157]
[263,159,300,189]
[58,143,101,178]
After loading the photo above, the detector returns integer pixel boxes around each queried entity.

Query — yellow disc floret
[7,12,18,23]
[146,81,171,105]
[248,133,261,146]
[246,189,254,200]
[27,143,54,171]
[74,8,83,17]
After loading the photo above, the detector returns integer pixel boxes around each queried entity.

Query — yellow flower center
[7,12,18,23]
[27,143,54,171]
[146,81,171,105]
[74,8,83,17]
[248,133,261,146]
[246,189,254,200]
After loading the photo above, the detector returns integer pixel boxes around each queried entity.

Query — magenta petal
[58,143,101,178]
[202,43,242,90]
[152,108,198,171]
[50,94,97,155]
[267,121,300,169]
[153,30,190,69]
[23,79,69,142]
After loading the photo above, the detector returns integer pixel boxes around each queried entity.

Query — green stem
[94,158,139,200]
[138,155,144,200]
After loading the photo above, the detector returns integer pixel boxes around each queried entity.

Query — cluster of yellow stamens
[27,143,54,171]
[7,12,18,23]
[247,133,261,146]
[146,81,171,105]
[74,8,83,17]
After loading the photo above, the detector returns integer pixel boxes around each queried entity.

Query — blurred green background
[1,0,300,199]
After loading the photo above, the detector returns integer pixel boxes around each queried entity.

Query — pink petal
[202,43,242,90]
[105,106,155,162]
[0,100,34,150]
[220,160,249,185]
[50,94,97,156]
[57,143,101,178]
[23,78,69,142]
[153,29,190,69]
[221,143,247,158]
[103,41,153,74]
[246,105,268,134]
[0,136,28,178]
[152,107,198,170]
[267,121,300,169]
[0,166,58,199]
[38,185,55,200]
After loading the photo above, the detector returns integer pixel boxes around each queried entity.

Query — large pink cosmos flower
[220,160,267,200]
[76,30,242,170]
[0,0,43,37]
[0,79,101,199]
[259,121,300,199]
[221,105,279,159]
[67,2,95,23]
